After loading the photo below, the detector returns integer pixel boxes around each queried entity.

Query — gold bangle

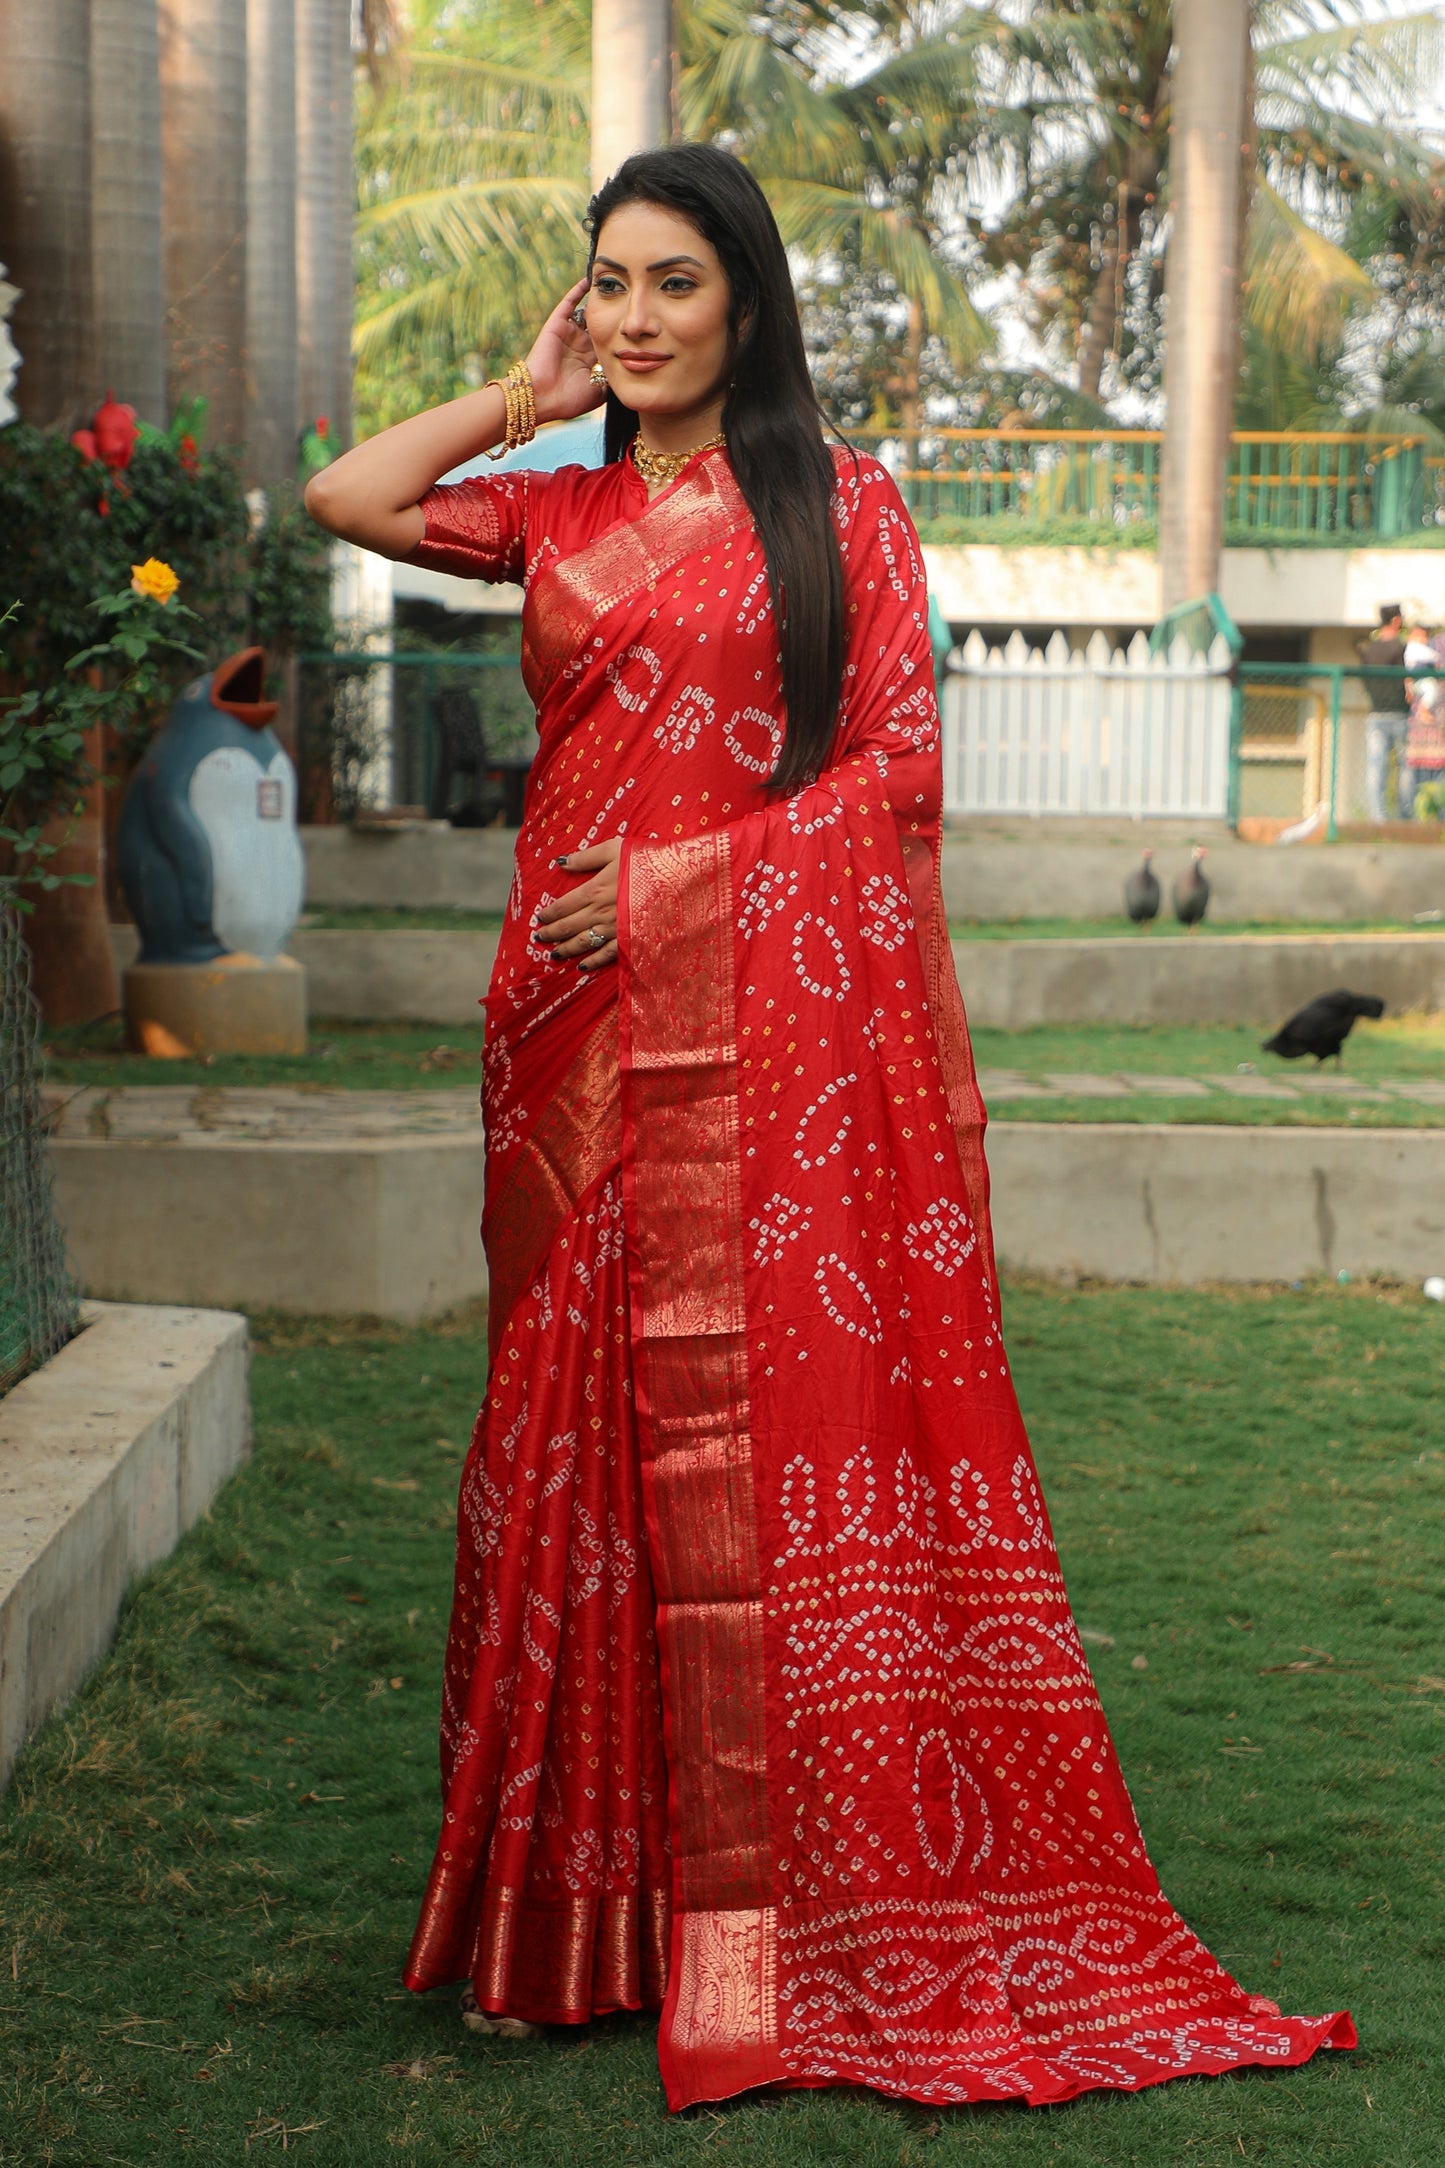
[482,362,537,460]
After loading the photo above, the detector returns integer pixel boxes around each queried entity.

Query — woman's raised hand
[525,278,606,425]
[531,838,622,971]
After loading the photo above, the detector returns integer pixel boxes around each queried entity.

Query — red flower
[178,433,200,474]
[94,390,139,474]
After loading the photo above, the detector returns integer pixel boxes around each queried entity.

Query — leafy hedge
[0,424,331,693]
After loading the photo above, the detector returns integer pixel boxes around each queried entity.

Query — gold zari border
[482,1010,622,1356]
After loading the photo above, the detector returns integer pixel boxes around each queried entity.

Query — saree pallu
[404,444,1353,2109]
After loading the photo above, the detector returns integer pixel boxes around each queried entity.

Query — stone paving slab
[43,1077,1444,1138]
[1115,1073,1212,1096]
[1041,1072,1132,1097]
[1206,1074,1307,1099]
[44,1085,483,1143]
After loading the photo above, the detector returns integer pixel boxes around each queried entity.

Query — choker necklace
[631,432,726,486]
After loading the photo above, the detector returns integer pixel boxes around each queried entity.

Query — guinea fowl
[1124,848,1161,927]
[1173,845,1210,928]
[1263,989,1386,1065]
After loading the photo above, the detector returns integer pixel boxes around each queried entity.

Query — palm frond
[760,176,990,363]
[1243,181,1374,357]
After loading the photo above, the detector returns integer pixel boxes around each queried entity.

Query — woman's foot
[460,1984,542,2040]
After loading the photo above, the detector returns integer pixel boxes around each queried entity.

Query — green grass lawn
[949,919,1441,943]
[41,1015,1445,1126]
[294,907,1436,941]
[2,1282,1441,2165]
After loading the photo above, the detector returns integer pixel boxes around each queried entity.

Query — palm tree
[297,0,355,449]
[158,0,250,444]
[91,0,167,424]
[246,0,299,483]
[352,0,991,437]
[592,0,671,186]
[0,0,94,426]
[983,0,1445,406]
[1159,0,1251,610]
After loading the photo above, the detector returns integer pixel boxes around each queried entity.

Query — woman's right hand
[526,278,607,425]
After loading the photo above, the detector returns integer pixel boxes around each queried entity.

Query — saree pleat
[405,1167,670,2022]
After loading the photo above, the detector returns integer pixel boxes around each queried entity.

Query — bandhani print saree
[402,443,1354,2109]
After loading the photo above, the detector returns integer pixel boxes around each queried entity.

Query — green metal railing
[1238,661,1442,840]
[852,428,1445,543]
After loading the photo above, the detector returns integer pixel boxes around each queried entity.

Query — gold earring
[590,363,606,385]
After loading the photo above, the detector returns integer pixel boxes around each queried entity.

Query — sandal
[460,1984,542,2040]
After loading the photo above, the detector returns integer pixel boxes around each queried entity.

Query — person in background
[1359,603,1410,820]
[1404,621,1445,817]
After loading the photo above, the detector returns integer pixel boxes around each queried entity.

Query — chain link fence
[1238,684,1329,824]
[1,907,79,1394]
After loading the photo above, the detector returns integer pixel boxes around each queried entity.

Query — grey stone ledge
[0,1303,250,1791]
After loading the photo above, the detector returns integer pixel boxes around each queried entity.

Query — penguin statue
[119,647,304,963]
[117,648,307,1054]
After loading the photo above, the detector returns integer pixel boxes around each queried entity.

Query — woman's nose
[620,295,659,341]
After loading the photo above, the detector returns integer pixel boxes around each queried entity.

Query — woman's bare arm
[304,277,603,560]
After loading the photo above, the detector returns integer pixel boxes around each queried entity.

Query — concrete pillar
[246,0,299,482]
[159,0,249,444]
[0,0,94,426]
[91,0,166,423]
[295,0,353,449]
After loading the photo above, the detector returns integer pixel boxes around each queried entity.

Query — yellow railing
[850,428,1443,540]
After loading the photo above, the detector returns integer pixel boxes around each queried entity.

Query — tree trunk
[0,0,93,427]
[91,0,166,423]
[591,0,671,190]
[246,0,299,483]
[296,0,353,449]
[1077,202,1123,403]
[899,295,923,469]
[23,720,119,1031]
[1159,0,1252,612]
[158,0,249,445]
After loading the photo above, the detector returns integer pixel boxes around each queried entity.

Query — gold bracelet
[482,362,537,459]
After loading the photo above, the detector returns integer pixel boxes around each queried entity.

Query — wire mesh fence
[1238,684,1329,825]
[1,906,78,1395]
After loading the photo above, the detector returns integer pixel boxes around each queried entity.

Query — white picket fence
[941,629,1236,819]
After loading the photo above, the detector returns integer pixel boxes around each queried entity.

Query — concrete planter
[0,1302,250,1790]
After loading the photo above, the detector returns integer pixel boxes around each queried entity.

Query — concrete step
[105,925,1445,1030]
[45,1089,1445,1309]
[294,823,1445,925]
[0,1303,249,1790]
[952,931,1445,1027]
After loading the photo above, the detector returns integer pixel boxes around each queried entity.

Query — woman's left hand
[532,838,622,970]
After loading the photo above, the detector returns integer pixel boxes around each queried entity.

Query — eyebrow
[593,254,707,273]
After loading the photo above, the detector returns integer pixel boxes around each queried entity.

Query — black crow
[1262,989,1386,1064]
[1173,845,1210,927]
[1124,849,1161,927]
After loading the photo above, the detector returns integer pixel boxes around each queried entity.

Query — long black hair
[587,143,845,792]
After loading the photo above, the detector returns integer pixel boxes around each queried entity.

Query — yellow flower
[130,557,179,606]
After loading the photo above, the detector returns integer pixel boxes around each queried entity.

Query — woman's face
[585,202,732,439]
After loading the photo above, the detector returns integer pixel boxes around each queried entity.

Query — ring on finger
[584,926,608,950]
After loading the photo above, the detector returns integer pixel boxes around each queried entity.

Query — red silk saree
[402,444,1353,2110]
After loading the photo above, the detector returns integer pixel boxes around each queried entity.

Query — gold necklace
[631,432,726,486]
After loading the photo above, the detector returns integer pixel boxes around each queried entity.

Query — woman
[307,144,1351,2114]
